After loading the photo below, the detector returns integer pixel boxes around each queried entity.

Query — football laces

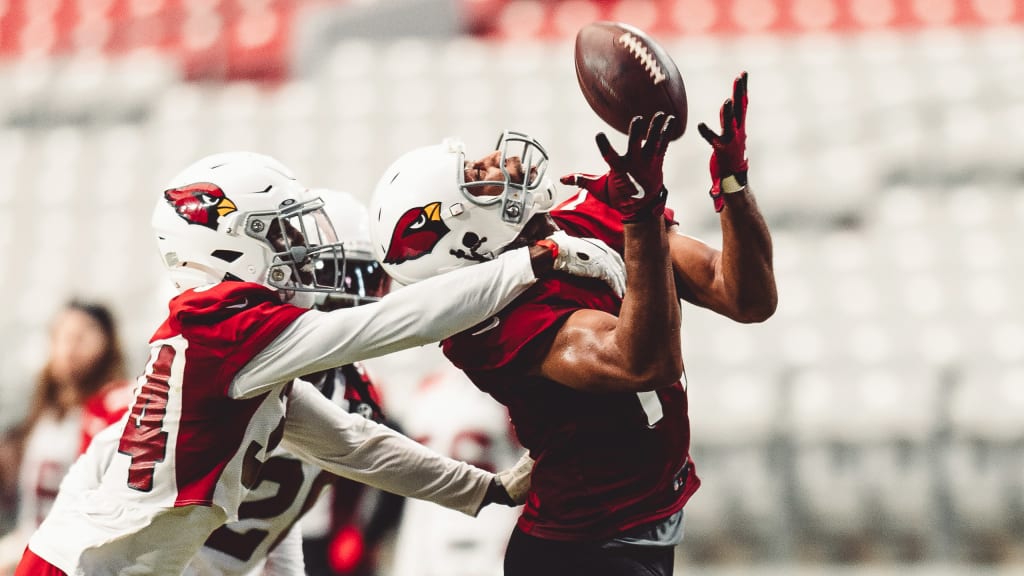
[617,32,666,85]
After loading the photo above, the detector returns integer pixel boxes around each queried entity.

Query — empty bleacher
[0,2,1021,567]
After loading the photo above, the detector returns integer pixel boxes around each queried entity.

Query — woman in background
[0,301,131,574]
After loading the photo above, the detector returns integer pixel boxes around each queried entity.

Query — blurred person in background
[0,301,131,575]
[390,365,525,576]
[370,73,775,576]
[15,151,626,576]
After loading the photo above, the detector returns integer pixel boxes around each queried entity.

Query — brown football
[575,21,687,140]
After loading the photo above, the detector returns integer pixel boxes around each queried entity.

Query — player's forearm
[234,248,538,392]
[281,382,492,517]
[338,246,539,353]
[617,217,683,387]
[717,186,777,323]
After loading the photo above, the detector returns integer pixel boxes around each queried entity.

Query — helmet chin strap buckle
[502,186,526,224]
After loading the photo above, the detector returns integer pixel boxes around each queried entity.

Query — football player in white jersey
[185,189,396,576]
[391,365,525,576]
[16,152,625,576]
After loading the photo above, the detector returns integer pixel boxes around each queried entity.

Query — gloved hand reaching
[495,451,536,506]
[558,171,610,203]
[698,71,750,212]
[588,112,675,223]
[540,230,626,297]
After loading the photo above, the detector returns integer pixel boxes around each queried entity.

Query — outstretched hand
[495,451,535,506]
[698,71,749,212]
[558,171,610,203]
[545,231,626,297]
[589,112,675,223]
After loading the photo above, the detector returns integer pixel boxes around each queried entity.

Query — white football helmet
[151,152,348,307]
[312,188,391,308]
[369,131,556,285]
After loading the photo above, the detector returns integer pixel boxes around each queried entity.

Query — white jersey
[27,248,539,576]
[187,365,376,576]
[391,367,524,576]
[183,446,326,576]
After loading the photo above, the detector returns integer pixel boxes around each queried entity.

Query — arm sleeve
[261,522,305,576]
[63,420,123,494]
[232,247,537,397]
[280,380,492,517]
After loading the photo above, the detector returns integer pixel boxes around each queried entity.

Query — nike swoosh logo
[471,316,501,336]
[226,298,249,309]
[627,174,645,199]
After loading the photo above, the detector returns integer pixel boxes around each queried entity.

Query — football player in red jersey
[369,73,776,576]
[14,152,627,576]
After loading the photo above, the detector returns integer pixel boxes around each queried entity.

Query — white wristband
[721,174,747,194]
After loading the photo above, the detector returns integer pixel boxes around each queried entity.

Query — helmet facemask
[456,130,554,226]
[308,188,392,310]
[243,196,348,295]
[313,247,391,309]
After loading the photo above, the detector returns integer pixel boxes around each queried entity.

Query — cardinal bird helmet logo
[383,201,450,265]
[164,182,238,230]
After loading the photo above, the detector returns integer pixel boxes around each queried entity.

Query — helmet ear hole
[211,250,244,263]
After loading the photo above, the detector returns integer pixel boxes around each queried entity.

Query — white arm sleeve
[261,522,305,576]
[232,247,536,398]
[280,380,492,517]
[62,420,123,494]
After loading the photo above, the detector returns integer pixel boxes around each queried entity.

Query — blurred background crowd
[0,0,1022,574]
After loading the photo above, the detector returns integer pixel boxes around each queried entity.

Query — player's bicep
[535,309,640,393]
[669,230,725,309]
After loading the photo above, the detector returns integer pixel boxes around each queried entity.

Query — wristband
[721,172,748,194]
[535,238,559,261]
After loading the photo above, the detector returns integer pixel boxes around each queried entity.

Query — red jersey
[442,190,699,541]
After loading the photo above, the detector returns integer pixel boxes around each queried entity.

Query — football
[575,21,687,140]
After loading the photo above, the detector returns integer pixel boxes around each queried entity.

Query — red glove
[578,113,674,223]
[559,171,610,203]
[698,71,749,213]
[558,172,678,230]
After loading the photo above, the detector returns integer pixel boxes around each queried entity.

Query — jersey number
[638,391,664,427]
[205,458,332,561]
[118,344,174,492]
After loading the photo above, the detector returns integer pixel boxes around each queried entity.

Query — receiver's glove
[698,71,750,212]
[593,112,675,222]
